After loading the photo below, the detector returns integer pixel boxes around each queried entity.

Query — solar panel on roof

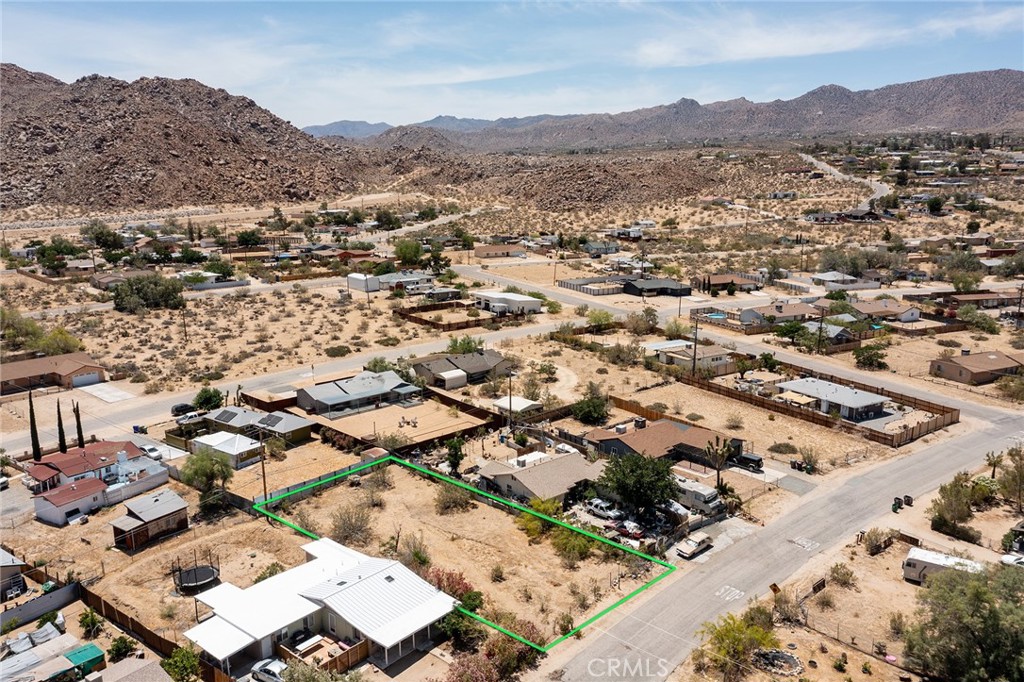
[260,415,284,427]
[214,410,234,422]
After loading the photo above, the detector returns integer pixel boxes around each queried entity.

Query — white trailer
[902,546,984,583]
[675,477,725,516]
[347,273,380,293]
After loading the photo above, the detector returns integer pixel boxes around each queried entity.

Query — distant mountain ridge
[305,69,1024,149]
[302,119,392,139]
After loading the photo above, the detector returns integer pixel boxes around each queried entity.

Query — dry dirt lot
[285,465,656,644]
[2,482,310,640]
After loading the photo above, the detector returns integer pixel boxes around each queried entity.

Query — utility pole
[816,302,826,354]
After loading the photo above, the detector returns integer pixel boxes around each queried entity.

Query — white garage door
[72,372,101,387]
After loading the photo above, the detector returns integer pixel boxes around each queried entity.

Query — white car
[175,412,202,425]
[676,532,712,560]
[140,445,163,461]
[1001,554,1024,568]
[250,659,287,682]
[586,498,624,521]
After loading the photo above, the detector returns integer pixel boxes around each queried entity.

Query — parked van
[675,477,725,516]
[902,546,984,583]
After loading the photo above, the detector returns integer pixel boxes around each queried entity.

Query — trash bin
[903,495,914,507]
[893,497,904,509]
[891,502,900,513]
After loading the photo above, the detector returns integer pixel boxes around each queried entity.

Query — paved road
[799,152,891,210]
[556,398,1019,680]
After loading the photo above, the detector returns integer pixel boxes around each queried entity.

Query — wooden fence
[276,639,370,675]
[393,303,528,332]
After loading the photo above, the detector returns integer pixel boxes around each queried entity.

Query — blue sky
[2,2,1021,128]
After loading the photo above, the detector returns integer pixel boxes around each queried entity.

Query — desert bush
[742,602,774,631]
[551,525,594,568]
[554,612,575,636]
[398,532,430,569]
[815,590,835,610]
[889,611,908,639]
[800,447,821,472]
[435,485,475,515]
[725,414,744,430]
[254,562,284,583]
[490,565,505,583]
[329,505,373,547]
[829,562,857,588]
[686,412,704,421]
[768,442,798,454]
[291,508,320,537]
[773,590,802,623]
[324,345,351,358]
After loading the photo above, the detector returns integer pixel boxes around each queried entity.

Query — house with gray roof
[775,377,887,421]
[412,350,512,389]
[296,371,421,417]
[802,321,857,345]
[110,489,188,551]
[1,549,27,601]
[255,411,314,445]
[477,453,606,507]
[204,406,265,434]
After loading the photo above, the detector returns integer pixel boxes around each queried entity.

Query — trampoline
[174,565,220,594]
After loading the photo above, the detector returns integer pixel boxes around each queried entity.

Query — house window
[328,614,336,635]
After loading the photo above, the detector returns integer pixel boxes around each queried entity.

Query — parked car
[140,445,163,461]
[1001,554,1024,568]
[175,411,202,425]
[729,452,764,472]
[250,659,288,682]
[676,531,712,560]
[586,498,624,521]
[616,520,644,539]
[171,403,193,417]
[0,476,9,491]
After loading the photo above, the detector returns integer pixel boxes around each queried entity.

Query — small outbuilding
[191,432,263,469]
[111,489,189,551]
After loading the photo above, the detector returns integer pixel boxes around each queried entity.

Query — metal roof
[777,377,886,409]
[0,548,26,568]
[192,432,261,456]
[256,411,312,433]
[123,489,187,523]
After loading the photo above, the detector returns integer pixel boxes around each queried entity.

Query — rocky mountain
[302,119,392,139]
[0,64,373,211]
[310,70,1023,151]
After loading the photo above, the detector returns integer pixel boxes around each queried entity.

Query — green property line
[252,455,676,651]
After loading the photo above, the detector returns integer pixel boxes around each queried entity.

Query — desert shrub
[398,532,430,569]
[861,527,894,555]
[773,590,802,623]
[936,338,962,348]
[329,505,373,547]
[423,567,475,599]
[829,562,857,588]
[815,590,835,610]
[490,565,505,582]
[889,611,908,639]
[551,526,594,568]
[254,562,284,583]
[435,485,475,515]
[686,412,704,421]
[324,345,351,358]
[107,636,136,663]
[554,612,575,636]
[741,602,774,631]
[366,465,393,491]
[768,442,798,454]
[930,514,982,543]
[800,447,821,472]
[725,414,744,430]
[292,508,320,537]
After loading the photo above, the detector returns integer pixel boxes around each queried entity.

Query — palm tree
[985,451,1004,479]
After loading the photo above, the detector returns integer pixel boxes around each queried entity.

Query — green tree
[180,449,234,514]
[624,306,658,336]
[236,229,264,249]
[35,328,83,356]
[107,636,136,662]
[663,318,690,340]
[773,320,805,342]
[985,451,1004,480]
[965,220,981,234]
[375,209,402,231]
[73,401,85,448]
[161,647,201,682]
[904,566,1024,681]
[516,498,562,539]
[56,399,67,454]
[927,197,945,214]
[586,309,615,330]
[426,241,451,276]
[957,304,1000,334]
[80,220,124,250]
[698,612,780,682]
[853,343,888,370]
[928,471,974,527]
[997,446,1024,513]
[192,386,224,411]
[78,607,103,638]
[394,239,424,266]
[112,275,185,313]
[598,453,676,516]
[446,335,484,354]
[571,382,609,425]
[29,391,41,462]
[446,437,465,476]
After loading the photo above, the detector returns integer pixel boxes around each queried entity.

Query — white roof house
[492,396,543,414]
[471,290,543,315]
[190,432,262,469]
[184,539,457,673]
[776,377,887,421]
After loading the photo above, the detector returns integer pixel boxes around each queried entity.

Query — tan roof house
[929,350,1024,385]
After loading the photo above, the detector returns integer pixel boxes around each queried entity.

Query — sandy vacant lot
[286,465,656,644]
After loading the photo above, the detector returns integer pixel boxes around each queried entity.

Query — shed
[1,549,27,601]
[111,489,189,551]
[436,369,468,390]
[491,396,543,414]
[65,643,105,675]
[347,273,380,293]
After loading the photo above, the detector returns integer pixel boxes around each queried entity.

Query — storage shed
[111,489,189,551]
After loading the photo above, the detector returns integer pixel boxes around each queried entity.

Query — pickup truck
[676,532,712,560]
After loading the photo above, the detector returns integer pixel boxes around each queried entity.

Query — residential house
[557,275,628,296]
[608,227,643,241]
[811,271,859,287]
[804,212,841,223]
[929,350,1024,385]
[775,378,886,421]
[768,191,797,200]
[0,352,106,394]
[622,278,691,297]
[474,244,525,259]
[585,420,742,462]
[841,209,881,222]
[26,441,145,491]
[84,656,174,682]
[204,406,265,435]
[1,549,27,601]
[695,274,761,293]
[477,453,606,506]
[851,299,921,323]
[184,538,457,673]
[801,321,856,345]
[740,302,818,325]
[377,271,434,291]
[423,287,462,302]
[89,270,152,291]
[111,489,189,551]
[297,371,421,416]
[255,411,314,445]
[657,345,735,375]
[471,291,543,315]
[33,478,109,526]
[980,258,1005,274]
[960,232,995,247]
[412,350,512,389]
[949,292,1013,309]
[582,241,619,256]
[190,431,263,469]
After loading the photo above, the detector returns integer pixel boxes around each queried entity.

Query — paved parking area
[77,383,135,403]
[1,474,34,520]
